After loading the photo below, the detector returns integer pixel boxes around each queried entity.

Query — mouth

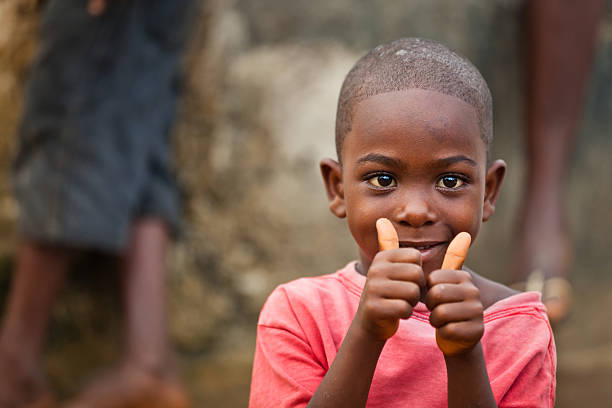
[399,241,447,260]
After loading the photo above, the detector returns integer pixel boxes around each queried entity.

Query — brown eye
[437,176,464,189]
[367,174,396,188]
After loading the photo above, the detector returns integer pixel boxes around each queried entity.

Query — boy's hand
[425,232,485,357]
[354,218,425,341]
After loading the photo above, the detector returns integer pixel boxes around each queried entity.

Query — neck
[356,250,373,276]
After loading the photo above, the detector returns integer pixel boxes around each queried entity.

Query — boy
[249,38,556,407]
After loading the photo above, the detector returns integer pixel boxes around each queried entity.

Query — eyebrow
[439,155,477,167]
[356,153,404,168]
[356,153,477,168]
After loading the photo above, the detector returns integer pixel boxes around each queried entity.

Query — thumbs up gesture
[353,218,425,341]
[354,218,484,355]
[425,232,486,356]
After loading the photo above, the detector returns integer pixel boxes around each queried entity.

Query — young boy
[249,38,556,407]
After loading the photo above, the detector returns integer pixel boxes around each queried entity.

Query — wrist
[444,342,496,408]
[347,320,388,351]
[443,341,483,365]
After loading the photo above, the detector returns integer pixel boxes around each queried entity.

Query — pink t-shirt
[249,262,556,408]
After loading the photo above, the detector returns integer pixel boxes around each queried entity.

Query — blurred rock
[170,40,359,352]
[0,0,40,253]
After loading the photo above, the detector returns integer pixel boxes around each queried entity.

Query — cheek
[448,195,483,237]
[345,198,386,258]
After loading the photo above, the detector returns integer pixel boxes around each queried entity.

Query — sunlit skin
[374,217,473,355]
[323,88,505,343]
[316,88,507,408]
[343,89,489,277]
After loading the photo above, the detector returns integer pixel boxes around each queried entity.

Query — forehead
[343,89,486,165]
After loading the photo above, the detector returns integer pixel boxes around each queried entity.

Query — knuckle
[428,285,443,304]
[432,305,449,324]
[438,305,451,321]
[469,318,483,330]
[475,322,484,337]
[458,270,472,282]
[407,281,420,294]
[368,264,384,279]
[407,284,421,304]
[402,247,421,259]
[412,249,423,264]
[366,279,382,295]
[470,301,484,318]
[399,301,413,318]
[437,324,453,339]
[464,283,480,299]
[406,263,423,279]
[444,322,466,340]
[466,321,484,340]
[362,299,378,317]
[475,319,484,331]
[371,252,384,266]
[426,270,439,286]
[429,313,439,327]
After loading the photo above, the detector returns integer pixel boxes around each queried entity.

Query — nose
[393,190,437,228]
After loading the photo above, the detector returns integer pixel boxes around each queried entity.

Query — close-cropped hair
[335,38,493,161]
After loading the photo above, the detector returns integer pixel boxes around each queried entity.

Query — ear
[320,158,346,218]
[482,159,506,222]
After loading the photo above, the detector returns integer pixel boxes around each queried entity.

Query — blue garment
[13,0,194,252]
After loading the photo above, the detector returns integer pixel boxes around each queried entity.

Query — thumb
[376,218,399,251]
[441,232,471,270]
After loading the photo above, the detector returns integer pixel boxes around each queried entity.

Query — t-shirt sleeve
[484,309,556,408]
[249,286,327,408]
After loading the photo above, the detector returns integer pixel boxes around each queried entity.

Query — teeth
[400,243,437,250]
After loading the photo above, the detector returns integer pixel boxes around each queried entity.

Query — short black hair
[335,38,492,160]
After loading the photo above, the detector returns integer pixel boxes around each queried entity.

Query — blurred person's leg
[64,218,189,408]
[0,243,75,407]
[62,0,194,403]
[122,218,172,373]
[0,1,116,406]
[515,0,604,323]
[6,0,193,405]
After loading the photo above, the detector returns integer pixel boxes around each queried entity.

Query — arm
[425,233,497,408]
[445,343,496,408]
[250,249,423,408]
[426,268,496,408]
[305,321,385,407]
[307,218,424,408]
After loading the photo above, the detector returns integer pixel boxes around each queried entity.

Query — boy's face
[321,89,505,275]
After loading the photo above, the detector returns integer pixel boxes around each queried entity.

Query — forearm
[306,322,385,408]
[445,342,497,408]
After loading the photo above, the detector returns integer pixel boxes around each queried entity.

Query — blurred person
[512,0,604,324]
[0,0,195,407]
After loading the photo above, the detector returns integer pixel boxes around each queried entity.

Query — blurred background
[0,0,611,406]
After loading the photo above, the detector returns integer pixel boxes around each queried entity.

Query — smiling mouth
[398,242,447,256]
[397,241,449,270]
[399,242,444,249]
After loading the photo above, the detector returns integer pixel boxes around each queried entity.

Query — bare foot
[512,200,573,324]
[0,349,54,408]
[62,365,190,408]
